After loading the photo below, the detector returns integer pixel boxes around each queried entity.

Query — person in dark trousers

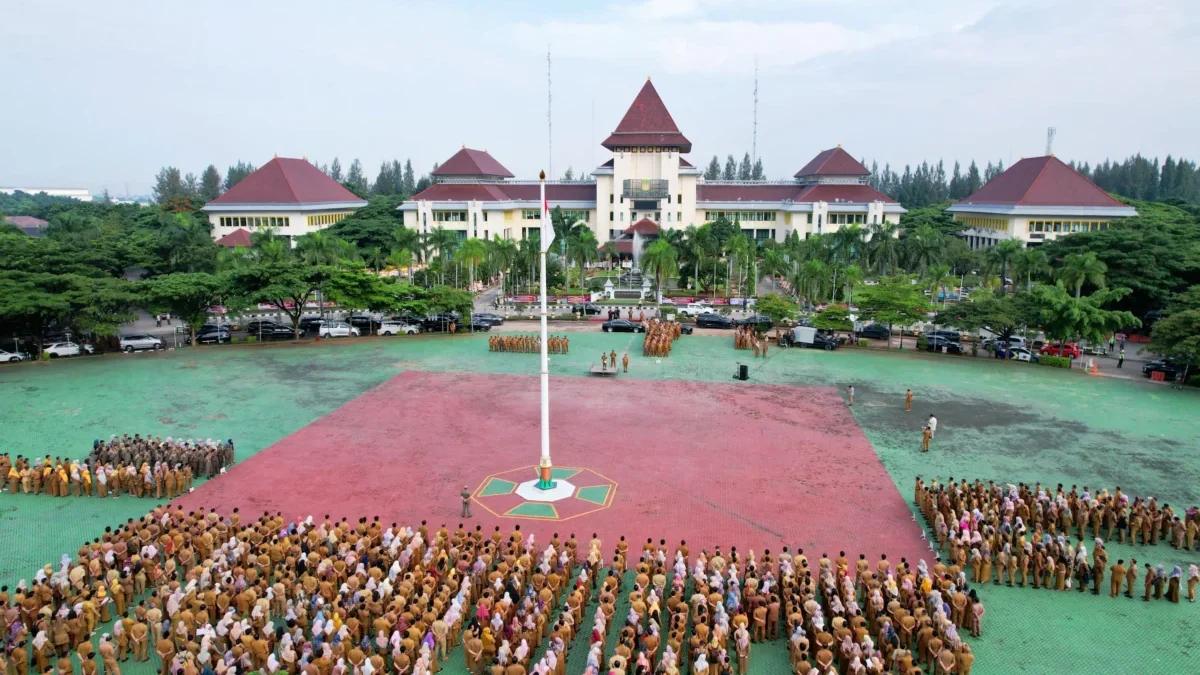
[1118,349,1125,369]
[460,485,473,517]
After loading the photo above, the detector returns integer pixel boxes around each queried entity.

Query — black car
[736,315,773,331]
[244,321,296,340]
[1143,359,1190,382]
[602,319,644,333]
[298,316,328,332]
[928,329,962,342]
[348,315,383,332]
[696,313,734,329]
[422,313,464,332]
[926,335,964,354]
[389,313,426,326]
[195,326,231,344]
[571,303,603,316]
[856,324,891,340]
[473,313,505,326]
[679,324,693,335]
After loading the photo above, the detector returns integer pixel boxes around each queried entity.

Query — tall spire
[601,79,691,152]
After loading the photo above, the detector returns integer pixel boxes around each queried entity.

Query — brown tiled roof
[410,182,595,202]
[599,159,614,168]
[958,156,1125,207]
[431,148,514,178]
[602,79,691,152]
[794,147,870,178]
[5,215,48,228]
[679,158,693,168]
[623,218,661,235]
[794,184,895,203]
[208,158,365,206]
[215,228,252,247]
[695,183,895,204]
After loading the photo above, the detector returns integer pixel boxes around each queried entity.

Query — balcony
[622,178,669,200]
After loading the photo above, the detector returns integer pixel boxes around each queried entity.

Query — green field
[2,334,1198,674]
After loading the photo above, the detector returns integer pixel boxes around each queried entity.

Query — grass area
[2,334,1199,674]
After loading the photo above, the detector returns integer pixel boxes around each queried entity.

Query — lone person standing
[460,486,473,518]
[847,385,855,406]
[1118,349,1125,369]
[622,353,629,373]
[905,389,913,412]
[927,413,938,438]
[922,426,932,453]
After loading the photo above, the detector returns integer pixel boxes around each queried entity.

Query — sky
[1,0,1198,196]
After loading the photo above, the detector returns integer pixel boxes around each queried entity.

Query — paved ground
[2,334,1199,675]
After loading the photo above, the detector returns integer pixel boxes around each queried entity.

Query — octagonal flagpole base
[537,459,557,490]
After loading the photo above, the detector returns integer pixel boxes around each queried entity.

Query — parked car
[0,348,30,363]
[119,334,165,352]
[1041,342,1082,359]
[926,336,965,355]
[780,326,839,350]
[736,315,773,331]
[679,323,694,335]
[602,319,644,333]
[473,313,505,326]
[348,315,383,332]
[422,313,463,332]
[928,329,962,342]
[390,313,426,326]
[319,322,360,338]
[44,342,93,358]
[856,324,891,340]
[299,316,328,332]
[696,313,734,329]
[1006,347,1039,362]
[379,321,420,336]
[457,319,492,333]
[678,302,712,318]
[1143,359,1190,382]
[196,327,232,344]
[571,303,603,316]
[243,320,296,339]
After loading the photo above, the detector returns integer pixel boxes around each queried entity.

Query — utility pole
[547,46,553,179]
[752,57,758,168]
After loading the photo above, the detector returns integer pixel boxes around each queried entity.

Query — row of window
[612,147,681,154]
[704,211,777,222]
[560,210,590,223]
[742,229,776,240]
[954,216,1009,232]
[219,216,291,229]
[825,213,867,225]
[608,211,685,223]
[433,211,468,222]
[610,194,684,204]
[1028,220,1110,233]
[306,213,350,227]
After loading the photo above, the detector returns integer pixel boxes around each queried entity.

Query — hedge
[1038,355,1072,369]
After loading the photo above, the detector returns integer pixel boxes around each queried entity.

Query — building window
[609,212,614,222]
[482,212,488,222]
[620,212,624,221]
[522,210,541,220]
[666,212,671,222]
[434,211,468,222]
[560,210,589,223]
[677,212,682,222]
[807,214,813,224]
[609,194,614,204]
[677,193,682,204]
[703,211,777,223]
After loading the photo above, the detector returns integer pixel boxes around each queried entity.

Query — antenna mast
[752,57,759,167]
[1046,126,1056,155]
[547,46,552,178]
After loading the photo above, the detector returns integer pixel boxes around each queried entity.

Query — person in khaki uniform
[1110,560,1126,597]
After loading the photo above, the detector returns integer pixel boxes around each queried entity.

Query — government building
[947,155,1137,249]
[400,78,905,251]
[204,156,366,246]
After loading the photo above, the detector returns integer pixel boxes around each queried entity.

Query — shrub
[246,336,257,344]
[915,334,928,350]
[1038,355,1072,369]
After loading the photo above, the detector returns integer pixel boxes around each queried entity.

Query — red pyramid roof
[959,156,1125,207]
[623,218,660,235]
[431,148,514,178]
[208,158,365,206]
[214,228,252,247]
[602,79,691,152]
[794,147,870,178]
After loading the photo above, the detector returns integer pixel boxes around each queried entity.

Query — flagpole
[537,170,556,490]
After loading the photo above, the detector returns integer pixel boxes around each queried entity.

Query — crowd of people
[488,335,570,354]
[642,320,681,358]
[915,477,1200,602]
[1,437,233,499]
[0,505,985,675]
[732,327,768,358]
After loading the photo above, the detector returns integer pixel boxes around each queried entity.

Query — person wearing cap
[461,486,473,518]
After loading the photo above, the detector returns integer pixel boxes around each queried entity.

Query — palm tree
[726,234,751,298]
[926,263,951,308]
[1060,251,1108,298]
[1012,247,1052,292]
[216,245,254,272]
[795,258,829,306]
[566,229,599,290]
[425,227,459,284]
[867,221,900,276]
[640,239,677,303]
[488,238,518,295]
[986,239,1024,295]
[362,247,385,273]
[842,264,865,305]
[456,238,487,290]
[602,241,620,272]
[392,225,419,254]
[387,248,414,281]
[905,225,945,277]
[250,230,290,264]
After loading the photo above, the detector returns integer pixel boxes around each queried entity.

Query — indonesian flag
[540,175,555,252]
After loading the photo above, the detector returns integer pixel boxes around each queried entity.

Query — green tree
[566,228,598,289]
[867,222,900,276]
[640,239,677,303]
[141,272,228,345]
[986,239,1023,295]
[199,165,223,202]
[755,293,798,325]
[224,161,256,191]
[856,277,932,349]
[1149,309,1200,382]
[813,304,852,341]
[456,237,488,293]
[1012,247,1052,292]
[231,263,330,338]
[152,167,186,203]
[1027,282,1139,347]
[1059,251,1108,298]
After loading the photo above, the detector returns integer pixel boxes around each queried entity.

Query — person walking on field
[1118,349,1125,369]
[905,389,913,411]
[922,426,932,453]
[847,385,854,406]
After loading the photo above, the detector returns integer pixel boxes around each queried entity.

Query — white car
[0,349,28,363]
[318,322,360,338]
[119,334,164,352]
[678,302,712,317]
[1008,347,1038,362]
[44,342,93,358]
[379,321,419,336]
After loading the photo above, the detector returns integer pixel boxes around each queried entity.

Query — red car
[1041,342,1081,358]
